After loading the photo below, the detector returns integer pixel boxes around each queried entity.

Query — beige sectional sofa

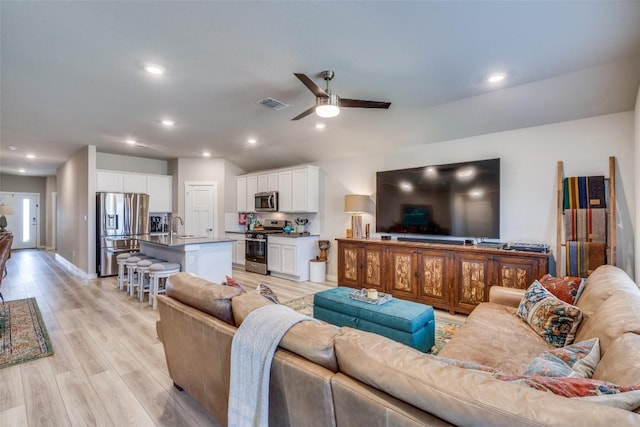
[156,266,640,426]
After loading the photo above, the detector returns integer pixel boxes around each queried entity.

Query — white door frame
[0,191,41,249]
[184,181,218,237]
[51,192,57,250]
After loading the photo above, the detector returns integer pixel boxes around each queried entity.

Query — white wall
[56,145,96,275]
[96,152,168,175]
[174,158,242,237]
[316,112,635,280]
[634,86,640,279]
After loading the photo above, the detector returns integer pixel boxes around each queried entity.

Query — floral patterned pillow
[517,280,583,348]
[493,375,640,411]
[522,338,600,378]
[539,274,586,305]
[225,275,247,293]
[257,283,280,304]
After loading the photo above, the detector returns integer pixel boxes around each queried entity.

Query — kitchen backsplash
[225,212,316,233]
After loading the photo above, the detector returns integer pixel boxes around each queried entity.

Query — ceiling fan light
[316,94,340,118]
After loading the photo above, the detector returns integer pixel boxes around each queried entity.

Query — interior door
[0,192,39,249]
[185,183,216,237]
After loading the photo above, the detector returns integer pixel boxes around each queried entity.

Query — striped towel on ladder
[563,176,606,209]
[566,241,606,277]
[563,209,606,243]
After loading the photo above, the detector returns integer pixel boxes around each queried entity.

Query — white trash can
[309,259,327,283]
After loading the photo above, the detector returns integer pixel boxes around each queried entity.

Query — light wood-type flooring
[0,249,465,426]
[0,249,333,427]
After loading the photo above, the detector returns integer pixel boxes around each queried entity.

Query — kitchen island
[138,235,233,283]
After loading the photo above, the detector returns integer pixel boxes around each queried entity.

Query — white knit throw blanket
[228,304,317,427]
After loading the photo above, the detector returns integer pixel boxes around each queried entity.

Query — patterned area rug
[0,298,54,369]
[283,294,462,355]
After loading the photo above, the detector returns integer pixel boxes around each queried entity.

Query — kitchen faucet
[170,215,184,243]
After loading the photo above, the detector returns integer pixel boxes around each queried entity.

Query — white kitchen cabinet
[96,171,124,192]
[236,240,246,265]
[236,177,247,212]
[97,170,172,212]
[123,173,148,193]
[225,233,246,266]
[246,176,258,212]
[278,171,293,212]
[267,242,282,273]
[147,175,173,212]
[277,166,319,213]
[236,175,258,212]
[237,165,319,213]
[267,235,319,281]
[258,173,278,193]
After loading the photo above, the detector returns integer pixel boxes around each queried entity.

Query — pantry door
[184,182,217,237]
[0,192,40,249]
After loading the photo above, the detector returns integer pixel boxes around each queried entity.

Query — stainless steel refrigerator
[96,192,149,277]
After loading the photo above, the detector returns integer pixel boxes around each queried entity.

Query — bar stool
[148,262,181,309]
[124,255,151,296]
[134,258,166,303]
[117,252,143,291]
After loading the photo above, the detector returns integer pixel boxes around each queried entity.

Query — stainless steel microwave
[255,191,278,212]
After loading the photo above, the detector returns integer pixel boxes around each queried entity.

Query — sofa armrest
[489,286,525,308]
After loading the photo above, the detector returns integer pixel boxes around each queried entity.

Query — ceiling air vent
[257,97,289,111]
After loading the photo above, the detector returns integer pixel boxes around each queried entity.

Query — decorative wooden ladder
[555,156,616,276]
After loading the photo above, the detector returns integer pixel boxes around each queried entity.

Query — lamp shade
[0,204,13,215]
[344,195,369,213]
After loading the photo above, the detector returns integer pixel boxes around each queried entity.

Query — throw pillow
[517,280,583,348]
[224,275,247,293]
[538,274,586,305]
[493,374,640,412]
[522,338,600,378]
[257,283,280,304]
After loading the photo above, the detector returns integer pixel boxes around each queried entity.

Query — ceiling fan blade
[291,105,316,121]
[339,98,391,109]
[294,73,328,97]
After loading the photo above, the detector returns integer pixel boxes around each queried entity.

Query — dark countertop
[269,233,320,238]
[138,235,234,247]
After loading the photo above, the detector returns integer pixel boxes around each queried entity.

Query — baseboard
[54,253,96,280]
[325,274,338,283]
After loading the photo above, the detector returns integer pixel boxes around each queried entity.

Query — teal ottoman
[313,287,435,352]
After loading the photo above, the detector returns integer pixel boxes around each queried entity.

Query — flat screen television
[376,158,500,239]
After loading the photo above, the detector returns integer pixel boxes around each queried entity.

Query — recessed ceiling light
[247,138,257,145]
[26,154,36,159]
[315,123,326,129]
[144,64,165,75]
[125,138,137,145]
[19,168,26,173]
[202,152,211,157]
[8,145,17,151]
[161,119,175,127]
[487,73,506,83]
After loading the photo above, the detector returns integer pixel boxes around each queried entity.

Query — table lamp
[0,204,13,232]
[344,194,369,239]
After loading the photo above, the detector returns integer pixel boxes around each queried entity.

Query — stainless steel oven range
[244,219,285,275]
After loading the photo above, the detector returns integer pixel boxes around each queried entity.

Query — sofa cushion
[573,291,640,354]
[438,302,552,374]
[522,338,600,378]
[517,280,583,347]
[231,292,341,372]
[539,274,585,305]
[493,375,640,412]
[593,333,640,386]
[165,272,241,325]
[334,328,638,425]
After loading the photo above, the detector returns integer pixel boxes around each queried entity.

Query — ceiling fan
[291,70,391,121]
